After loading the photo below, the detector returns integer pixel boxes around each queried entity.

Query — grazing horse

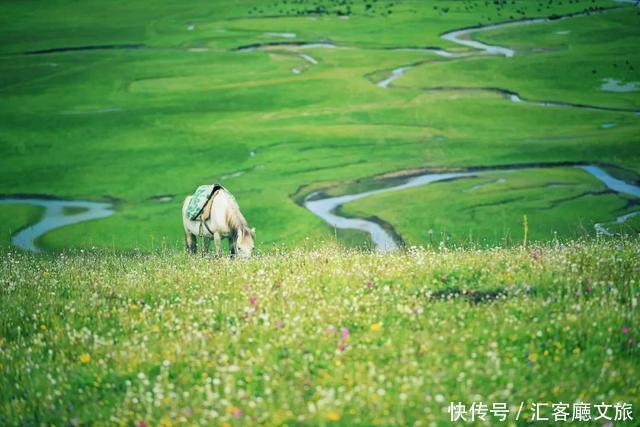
[182,187,255,258]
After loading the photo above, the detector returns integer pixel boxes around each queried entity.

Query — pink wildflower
[233,407,243,419]
[341,327,350,340]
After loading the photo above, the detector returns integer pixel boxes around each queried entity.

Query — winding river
[377,5,640,116]
[304,165,640,251]
[0,198,114,252]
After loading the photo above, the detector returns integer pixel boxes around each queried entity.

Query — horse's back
[182,190,231,236]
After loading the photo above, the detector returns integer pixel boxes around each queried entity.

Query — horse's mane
[223,190,250,234]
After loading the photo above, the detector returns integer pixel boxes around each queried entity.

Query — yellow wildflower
[325,411,341,422]
[528,353,538,363]
[371,323,382,333]
[79,353,91,363]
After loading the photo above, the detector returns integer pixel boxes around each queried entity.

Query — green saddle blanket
[187,184,222,220]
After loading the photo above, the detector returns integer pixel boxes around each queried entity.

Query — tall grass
[1,239,638,425]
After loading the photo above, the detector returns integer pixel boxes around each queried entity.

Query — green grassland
[2,3,640,426]
[341,167,640,246]
[1,241,638,424]
[0,204,43,247]
[1,0,639,251]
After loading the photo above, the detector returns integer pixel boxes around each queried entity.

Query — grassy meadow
[1,0,639,250]
[1,240,639,425]
[1,1,640,425]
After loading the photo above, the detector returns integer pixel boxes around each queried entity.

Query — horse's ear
[250,227,256,237]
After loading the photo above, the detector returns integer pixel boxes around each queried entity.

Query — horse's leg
[213,232,222,257]
[185,232,197,254]
[203,236,211,256]
[229,236,237,258]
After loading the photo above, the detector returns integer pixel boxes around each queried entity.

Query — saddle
[187,183,223,221]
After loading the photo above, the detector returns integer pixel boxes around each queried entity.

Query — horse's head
[234,226,256,258]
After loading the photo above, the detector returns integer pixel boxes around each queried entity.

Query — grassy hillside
[1,0,639,251]
[1,240,638,424]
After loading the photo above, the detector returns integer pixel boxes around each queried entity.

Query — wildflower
[275,320,284,329]
[233,407,243,419]
[529,248,543,260]
[325,411,341,422]
[340,327,350,340]
[249,295,257,305]
[621,325,630,334]
[136,422,148,427]
[528,352,538,363]
[40,324,47,331]
[79,353,91,364]
[415,306,424,315]
[371,323,382,333]
[366,280,374,289]
[572,347,581,354]
[227,405,243,419]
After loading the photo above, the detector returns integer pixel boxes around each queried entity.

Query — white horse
[182,187,255,258]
